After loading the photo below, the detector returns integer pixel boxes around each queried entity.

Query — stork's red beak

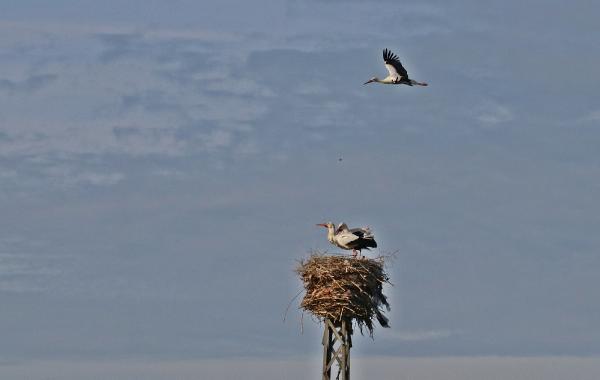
[316,223,328,227]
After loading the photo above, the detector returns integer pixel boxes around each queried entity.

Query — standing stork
[364,48,428,86]
[316,222,377,258]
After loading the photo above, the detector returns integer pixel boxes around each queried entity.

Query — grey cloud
[0,29,273,171]
[0,253,65,294]
[95,32,215,67]
[119,90,181,114]
[40,164,125,187]
[96,33,140,62]
[95,32,177,63]
[0,74,57,94]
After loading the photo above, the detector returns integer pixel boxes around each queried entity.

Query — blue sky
[1,0,600,378]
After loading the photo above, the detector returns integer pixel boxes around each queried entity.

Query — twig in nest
[283,288,304,323]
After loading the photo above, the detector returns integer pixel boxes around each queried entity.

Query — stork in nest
[316,222,377,258]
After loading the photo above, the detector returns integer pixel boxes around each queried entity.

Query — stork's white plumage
[364,48,428,86]
[316,222,377,257]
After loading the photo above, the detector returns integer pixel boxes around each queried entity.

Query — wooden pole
[322,322,332,380]
[322,318,352,380]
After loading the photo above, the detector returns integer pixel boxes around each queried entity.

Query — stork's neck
[326,226,336,243]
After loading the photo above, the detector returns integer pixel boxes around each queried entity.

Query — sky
[1,0,600,378]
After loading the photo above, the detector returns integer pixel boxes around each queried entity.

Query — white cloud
[476,103,514,125]
[580,109,600,123]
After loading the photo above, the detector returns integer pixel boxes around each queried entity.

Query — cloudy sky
[1,0,600,379]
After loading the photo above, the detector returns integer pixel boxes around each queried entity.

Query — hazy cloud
[476,103,514,125]
[0,74,57,94]
[0,249,66,294]
[384,329,460,342]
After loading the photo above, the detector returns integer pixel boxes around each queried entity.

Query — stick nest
[296,253,391,335]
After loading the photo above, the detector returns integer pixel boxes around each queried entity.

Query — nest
[296,253,391,335]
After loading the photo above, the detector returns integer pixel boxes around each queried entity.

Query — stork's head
[317,222,336,242]
[363,77,377,85]
[316,222,335,231]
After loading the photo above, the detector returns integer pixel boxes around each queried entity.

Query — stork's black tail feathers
[375,310,390,328]
[373,283,390,328]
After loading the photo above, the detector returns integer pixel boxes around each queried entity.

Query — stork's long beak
[316,223,328,227]
[363,79,375,85]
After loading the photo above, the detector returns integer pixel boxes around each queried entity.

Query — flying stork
[316,222,377,257]
[364,48,428,86]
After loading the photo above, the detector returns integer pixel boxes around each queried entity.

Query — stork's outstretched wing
[336,223,349,234]
[349,226,373,239]
[336,230,360,246]
[383,49,409,80]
